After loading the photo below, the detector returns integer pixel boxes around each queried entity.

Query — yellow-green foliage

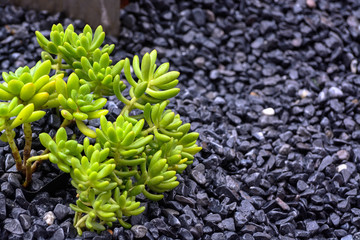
[0,23,201,235]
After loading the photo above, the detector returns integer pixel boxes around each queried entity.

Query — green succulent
[75,50,124,97]
[0,60,61,109]
[114,50,180,108]
[0,98,44,131]
[0,23,201,235]
[36,24,120,97]
[56,73,108,138]
[36,24,114,70]
[96,115,153,159]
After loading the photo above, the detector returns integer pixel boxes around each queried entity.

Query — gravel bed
[2,0,360,239]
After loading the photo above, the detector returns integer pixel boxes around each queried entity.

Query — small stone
[337,150,350,161]
[44,211,56,225]
[46,224,59,236]
[53,204,69,221]
[351,59,358,73]
[353,232,360,239]
[251,38,264,49]
[252,132,265,141]
[344,118,356,131]
[197,192,209,206]
[280,222,295,235]
[123,14,136,29]
[275,197,290,211]
[168,214,181,227]
[191,164,206,185]
[0,193,6,221]
[214,96,226,105]
[318,156,333,171]
[174,195,196,208]
[234,211,247,227]
[15,189,29,209]
[295,229,310,238]
[292,38,302,47]
[262,108,275,116]
[5,154,15,170]
[304,105,315,118]
[337,164,347,172]
[306,220,319,233]
[338,199,350,212]
[211,232,226,240]
[8,173,21,188]
[342,235,354,240]
[151,218,174,237]
[297,180,308,192]
[1,182,14,197]
[253,232,271,239]
[330,213,340,226]
[192,8,206,26]
[11,207,27,219]
[298,89,311,98]
[220,218,235,231]
[4,218,24,235]
[306,0,316,8]
[178,214,192,228]
[19,214,32,231]
[60,221,77,238]
[194,57,205,68]
[204,213,222,223]
[179,228,193,240]
[279,144,291,155]
[328,86,343,98]
[182,30,195,44]
[240,200,255,217]
[50,228,65,240]
[131,225,147,238]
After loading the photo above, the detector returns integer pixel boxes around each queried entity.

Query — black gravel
[2,0,360,239]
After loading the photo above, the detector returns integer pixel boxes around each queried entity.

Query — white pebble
[337,164,347,172]
[351,59,358,74]
[43,211,56,225]
[262,108,275,116]
[298,89,311,98]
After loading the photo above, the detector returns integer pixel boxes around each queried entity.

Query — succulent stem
[55,55,63,74]
[141,125,156,136]
[5,124,23,173]
[110,172,123,186]
[23,123,32,163]
[75,214,88,228]
[24,155,50,188]
[27,154,50,164]
[114,149,121,165]
[121,97,138,115]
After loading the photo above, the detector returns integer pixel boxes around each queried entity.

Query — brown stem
[31,160,41,173]
[23,161,32,187]
[24,154,49,187]
[5,126,24,173]
[23,123,32,166]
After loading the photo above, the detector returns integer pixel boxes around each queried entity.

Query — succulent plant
[0,23,201,235]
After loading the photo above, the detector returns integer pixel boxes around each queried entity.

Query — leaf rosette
[1,60,62,109]
[70,138,116,193]
[56,73,108,138]
[114,50,181,108]
[36,24,114,70]
[39,128,84,173]
[96,115,153,161]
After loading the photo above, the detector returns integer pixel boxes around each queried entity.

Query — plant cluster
[0,24,201,234]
